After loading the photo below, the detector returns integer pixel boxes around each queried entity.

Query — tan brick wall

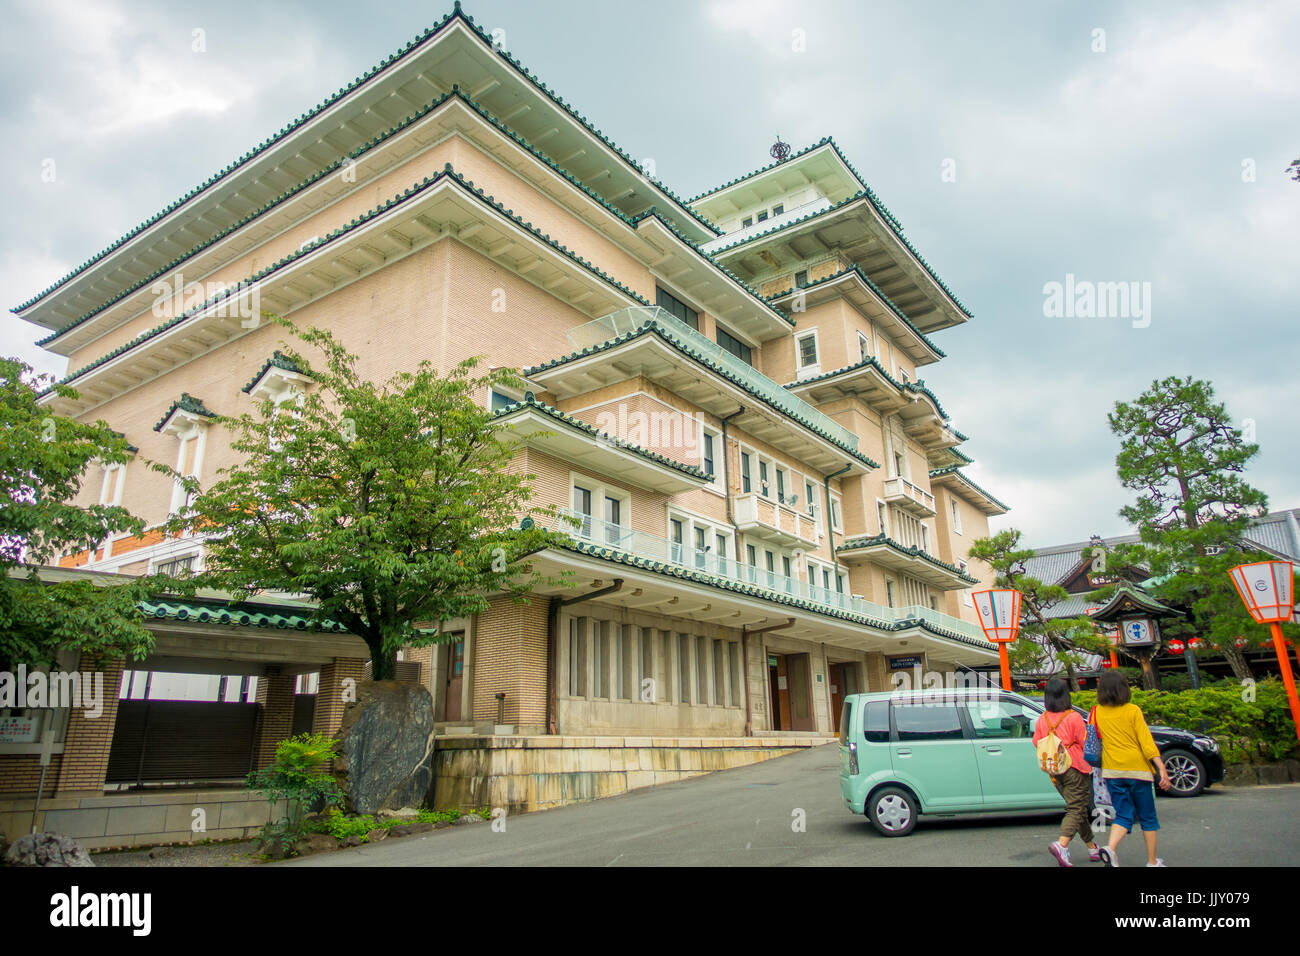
[313,657,368,737]
[52,654,125,795]
[0,754,64,798]
[253,668,296,768]
[472,595,549,731]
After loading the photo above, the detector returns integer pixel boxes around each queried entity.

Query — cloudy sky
[3,0,1297,546]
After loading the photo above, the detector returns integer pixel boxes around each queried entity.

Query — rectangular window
[697,637,710,704]
[877,500,889,536]
[772,204,784,215]
[885,578,897,608]
[775,468,786,502]
[759,459,770,497]
[729,643,742,707]
[894,702,965,741]
[593,622,609,699]
[155,555,196,579]
[573,485,593,537]
[713,640,726,706]
[795,269,808,288]
[640,628,654,700]
[716,326,753,366]
[490,390,516,412]
[805,480,817,517]
[569,617,587,696]
[830,494,843,532]
[702,432,715,477]
[694,526,707,568]
[756,210,768,222]
[656,286,699,330]
[670,518,684,563]
[741,216,753,228]
[741,452,752,493]
[678,633,692,704]
[858,332,871,362]
[951,498,963,534]
[604,496,622,545]
[797,333,818,369]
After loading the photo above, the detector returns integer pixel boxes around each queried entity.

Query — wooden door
[445,635,465,722]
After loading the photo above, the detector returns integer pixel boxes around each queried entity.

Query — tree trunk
[368,641,397,681]
[1137,651,1160,690]
[1222,643,1254,682]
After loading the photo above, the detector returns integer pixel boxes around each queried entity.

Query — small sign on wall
[0,715,38,743]
[888,655,926,671]
[777,675,788,690]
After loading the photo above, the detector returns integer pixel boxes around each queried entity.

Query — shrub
[247,733,343,856]
[1072,679,1299,763]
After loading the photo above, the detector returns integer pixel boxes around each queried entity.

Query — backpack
[1036,712,1073,776]
[1083,706,1103,765]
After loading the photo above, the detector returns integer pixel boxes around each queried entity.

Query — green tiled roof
[784,355,906,393]
[928,466,1011,513]
[836,533,979,583]
[42,165,649,396]
[242,351,307,394]
[494,395,711,481]
[138,599,351,633]
[631,207,793,328]
[766,265,944,358]
[701,144,972,318]
[903,381,951,421]
[153,393,217,432]
[15,2,721,316]
[523,320,880,470]
[556,537,992,650]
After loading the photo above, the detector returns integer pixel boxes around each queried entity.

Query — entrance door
[828,662,858,734]
[768,655,784,730]
[444,635,465,722]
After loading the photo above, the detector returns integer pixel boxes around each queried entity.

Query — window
[858,332,871,362]
[716,325,753,366]
[775,467,786,503]
[741,452,752,493]
[604,496,622,545]
[877,499,889,536]
[756,210,768,222]
[573,485,593,537]
[570,475,628,544]
[758,459,770,498]
[489,390,517,412]
[656,286,699,330]
[893,452,904,478]
[593,622,609,698]
[805,480,817,518]
[746,544,758,566]
[829,493,843,532]
[885,577,897,608]
[670,518,684,563]
[702,431,716,479]
[772,204,784,215]
[795,269,808,288]
[741,216,753,228]
[697,638,710,704]
[951,498,963,535]
[963,699,1034,739]
[728,644,742,707]
[959,560,973,606]
[569,617,587,696]
[862,700,890,743]
[899,368,911,385]
[678,633,692,703]
[98,461,128,508]
[713,640,726,706]
[796,331,819,370]
[155,555,196,579]
[894,702,965,741]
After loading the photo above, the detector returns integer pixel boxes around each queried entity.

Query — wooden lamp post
[1089,584,1183,690]
[972,589,1020,690]
[1229,561,1300,746]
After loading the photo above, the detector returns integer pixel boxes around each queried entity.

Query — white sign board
[1120,618,1155,647]
[0,715,38,744]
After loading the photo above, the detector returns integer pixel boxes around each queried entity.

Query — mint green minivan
[838,688,1066,836]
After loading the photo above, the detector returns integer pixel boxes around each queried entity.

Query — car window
[838,700,852,746]
[963,699,1035,739]
[863,700,890,743]
[893,702,965,741]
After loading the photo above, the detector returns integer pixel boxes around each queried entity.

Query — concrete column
[865,651,888,693]
[312,657,367,737]
[53,654,126,795]
[253,668,296,769]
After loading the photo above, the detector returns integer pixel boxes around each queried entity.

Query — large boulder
[4,832,95,867]
[333,680,435,814]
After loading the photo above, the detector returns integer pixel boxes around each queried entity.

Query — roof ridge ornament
[770,134,791,164]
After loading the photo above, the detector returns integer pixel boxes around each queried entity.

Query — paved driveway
[281,744,1300,867]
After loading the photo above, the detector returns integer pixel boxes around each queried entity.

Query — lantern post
[1229,561,1300,746]
[973,589,1021,691]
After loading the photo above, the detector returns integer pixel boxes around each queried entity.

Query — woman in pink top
[1032,678,1100,867]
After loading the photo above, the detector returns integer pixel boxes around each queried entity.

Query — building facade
[4,5,1010,830]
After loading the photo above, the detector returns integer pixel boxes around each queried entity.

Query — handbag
[1083,706,1103,765]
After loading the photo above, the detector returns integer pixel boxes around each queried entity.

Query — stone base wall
[0,789,288,851]
[431,734,831,815]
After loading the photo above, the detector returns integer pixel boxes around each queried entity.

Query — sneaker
[1099,846,1119,867]
[1146,858,1166,867]
[1088,846,1102,863]
[1049,842,1073,867]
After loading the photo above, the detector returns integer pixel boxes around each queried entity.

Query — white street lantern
[972,588,1021,643]
[1229,561,1295,624]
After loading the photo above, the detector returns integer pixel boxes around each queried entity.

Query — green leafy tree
[967,529,1107,686]
[0,357,155,669]
[1104,375,1288,680]
[158,320,560,679]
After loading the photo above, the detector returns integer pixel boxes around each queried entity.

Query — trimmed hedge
[1071,680,1299,764]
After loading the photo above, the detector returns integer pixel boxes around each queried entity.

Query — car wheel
[869,786,918,837]
[1161,749,1206,798]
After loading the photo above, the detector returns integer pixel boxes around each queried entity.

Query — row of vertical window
[566,617,743,708]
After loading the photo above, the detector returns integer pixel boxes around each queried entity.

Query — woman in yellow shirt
[1094,670,1172,867]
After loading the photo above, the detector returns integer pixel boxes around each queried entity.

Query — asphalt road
[281,745,1300,867]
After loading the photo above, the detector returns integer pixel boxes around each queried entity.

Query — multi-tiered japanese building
[5,4,1010,836]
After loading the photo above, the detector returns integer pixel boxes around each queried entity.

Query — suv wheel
[869,787,918,837]
[1161,749,1206,797]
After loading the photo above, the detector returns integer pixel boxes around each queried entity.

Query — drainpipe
[742,617,796,736]
[719,404,746,565]
[546,578,624,734]
[824,462,852,580]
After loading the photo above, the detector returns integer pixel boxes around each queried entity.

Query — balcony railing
[733,492,819,546]
[549,508,986,643]
[882,476,936,517]
[563,306,860,453]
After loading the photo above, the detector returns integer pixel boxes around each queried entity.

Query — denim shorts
[1105,777,1160,831]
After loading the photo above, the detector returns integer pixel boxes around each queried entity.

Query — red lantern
[1167,639,1186,655]
[1235,636,1249,648]
[1188,638,1204,651]
[1100,659,1114,669]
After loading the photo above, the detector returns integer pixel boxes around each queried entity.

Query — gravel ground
[93,839,262,867]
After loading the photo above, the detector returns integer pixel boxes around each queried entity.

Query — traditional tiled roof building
[6,4,1012,835]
